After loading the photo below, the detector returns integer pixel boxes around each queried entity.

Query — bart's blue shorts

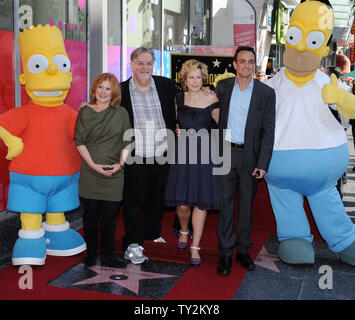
[7,172,80,214]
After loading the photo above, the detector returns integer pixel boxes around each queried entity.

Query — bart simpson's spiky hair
[18,24,65,62]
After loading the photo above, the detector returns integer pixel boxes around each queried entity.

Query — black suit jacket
[215,77,276,172]
[120,75,178,134]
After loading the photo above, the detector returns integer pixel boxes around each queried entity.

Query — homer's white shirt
[265,68,346,150]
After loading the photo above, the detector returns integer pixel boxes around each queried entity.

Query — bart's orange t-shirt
[0,103,81,176]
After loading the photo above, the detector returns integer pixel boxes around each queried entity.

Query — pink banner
[78,0,86,9]
[63,39,87,110]
[233,24,255,48]
[0,30,13,210]
[108,45,122,82]
[193,47,235,55]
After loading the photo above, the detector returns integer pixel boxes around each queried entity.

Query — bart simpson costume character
[264,0,355,266]
[0,25,86,265]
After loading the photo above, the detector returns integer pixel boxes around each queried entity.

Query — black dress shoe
[101,254,127,268]
[217,255,232,276]
[84,255,96,267]
[236,252,255,270]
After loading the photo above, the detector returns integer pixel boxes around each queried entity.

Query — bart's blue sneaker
[12,228,46,265]
[43,221,86,256]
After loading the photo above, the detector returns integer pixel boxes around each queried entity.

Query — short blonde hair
[179,59,208,91]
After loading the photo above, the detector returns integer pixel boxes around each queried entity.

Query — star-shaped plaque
[48,257,189,299]
[254,245,280,273]
[72,264,177,295]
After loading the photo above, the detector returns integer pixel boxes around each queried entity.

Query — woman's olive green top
[74,105,132,202]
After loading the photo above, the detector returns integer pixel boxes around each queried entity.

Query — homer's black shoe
[217,255,232,276]
[236,252,255,271]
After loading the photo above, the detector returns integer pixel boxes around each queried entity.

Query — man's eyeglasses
[133,61,154,67]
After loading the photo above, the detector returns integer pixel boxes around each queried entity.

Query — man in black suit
[120,47,178,264]
[215,46,275,275]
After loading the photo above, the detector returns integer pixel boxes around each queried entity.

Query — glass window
[126,0,162,77]
[126,0,162,50]
[164,0,189,51]
[107,0,121,46]
[19,0,87,41]
[107,0,122,81]
[0,0,13,31]
[189,0,210,45]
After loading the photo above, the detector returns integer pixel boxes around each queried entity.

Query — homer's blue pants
[265,144,355,253]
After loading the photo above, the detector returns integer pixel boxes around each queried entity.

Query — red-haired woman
[75,73,131,268]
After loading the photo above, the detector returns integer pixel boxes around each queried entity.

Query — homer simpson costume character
[264,0,355,266]
[0,25,86,265]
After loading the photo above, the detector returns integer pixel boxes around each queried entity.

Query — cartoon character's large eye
[286,27,303,46]
[306,31,325,50]
[27,54,49,74]
[52,54,71,73]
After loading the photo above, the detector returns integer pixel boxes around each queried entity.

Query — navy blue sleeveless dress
[165,92,220,210]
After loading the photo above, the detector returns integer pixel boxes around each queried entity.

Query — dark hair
[130,47,155,62]
[233,46,256,62]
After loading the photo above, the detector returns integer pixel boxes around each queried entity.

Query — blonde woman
[165,59,220,267]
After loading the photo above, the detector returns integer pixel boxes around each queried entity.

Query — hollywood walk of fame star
[254,246,280,273]
[72,263,177,295]
[212,58,221,68]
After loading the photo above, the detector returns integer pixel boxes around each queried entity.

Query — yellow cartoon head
[18,24,72,106]
[283,1,334,78]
